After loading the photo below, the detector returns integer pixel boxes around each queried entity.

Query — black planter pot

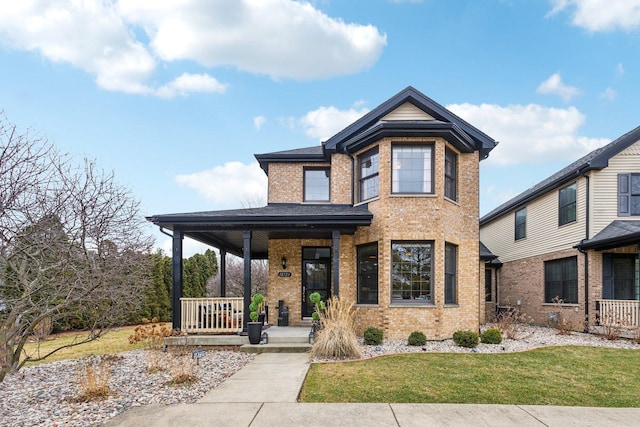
[247,322,263,344]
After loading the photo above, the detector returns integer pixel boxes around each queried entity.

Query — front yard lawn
[300,346,640,407]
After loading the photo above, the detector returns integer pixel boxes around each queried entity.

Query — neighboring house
[480,126,640,330]
[148,86,498,340]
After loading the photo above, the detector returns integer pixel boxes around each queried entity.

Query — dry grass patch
[310,296,361,360]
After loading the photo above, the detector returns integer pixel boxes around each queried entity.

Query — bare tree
[0,114,153,382]
[208,256,268,298]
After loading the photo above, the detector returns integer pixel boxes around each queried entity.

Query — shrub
[309,292,326,322]
[480,328,502,344]
[310,296,361,359]
[453,330,479,348]
[363,327,383,345]
[407,331,426,346]
[75,357,111,402]
[128,318,175,350]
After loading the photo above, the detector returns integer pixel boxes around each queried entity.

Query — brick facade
[266,136,484,340]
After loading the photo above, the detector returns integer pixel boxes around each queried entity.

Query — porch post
[171,230,184,331]
[242,231,252,333]
[332,230,340,296]
[220,249,226,297]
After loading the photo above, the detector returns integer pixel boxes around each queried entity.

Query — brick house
[148,86,498,340]
[480,126,640,330]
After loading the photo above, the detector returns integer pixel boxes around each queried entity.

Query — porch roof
[146,203,373,258]
[576,220,640,251]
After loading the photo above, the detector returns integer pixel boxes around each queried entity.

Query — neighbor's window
[444,242,457,305]
[392,145,434,194]
[444,149,458,201]
[304,168,330,202]
[515,207,526,240]
[357,243,378,304]
[391,241,433,303]
[544,256,578,304]
[358,148,379,202]
[558,182,577,226]
[618,173,640,216]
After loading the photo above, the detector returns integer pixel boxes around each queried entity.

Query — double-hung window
[515,207,526,240]
[558,183,576,225]
[358,148,379,202]
[444,243,457,305]
[392,145,434,194]
[618,173,640,216]
[304,168,330,202]
[391,241,433,303]
[544,257,578,304]
[444,149,458,201]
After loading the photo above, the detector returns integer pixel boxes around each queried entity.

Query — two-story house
[148,86,498,340]
[480,126,640,330]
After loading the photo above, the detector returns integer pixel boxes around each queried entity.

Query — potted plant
[309,292,325,334]
[247,293,265,345]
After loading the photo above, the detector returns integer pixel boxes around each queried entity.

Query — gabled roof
[576,220,640,251]
[255,86,499,174]
[480,125,640,225]
[323,86,498,159]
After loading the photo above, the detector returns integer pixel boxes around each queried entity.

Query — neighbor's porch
[596,299,640,328]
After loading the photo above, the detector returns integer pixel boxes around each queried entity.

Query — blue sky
[1,0,639,255]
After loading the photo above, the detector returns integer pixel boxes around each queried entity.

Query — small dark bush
[407,331,427,346]
[363,327,383,345]
[453,330,479,348]
[480,328,502,344]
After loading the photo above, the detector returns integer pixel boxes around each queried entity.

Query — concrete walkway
[106,352,640,426]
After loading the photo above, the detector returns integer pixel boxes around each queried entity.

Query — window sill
[389,302,436,308]
[542,303,579,308]
[444,197,459,206]
[355,304,379,308]
[389,193,436,198]
[355,196,379,206]
[444,304,459,308]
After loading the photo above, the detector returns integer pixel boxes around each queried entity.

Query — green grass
[21,325,153,366]
[300,346,640,407]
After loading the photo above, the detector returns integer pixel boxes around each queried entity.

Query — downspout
[159,227,173,238]
[577,168,590,332]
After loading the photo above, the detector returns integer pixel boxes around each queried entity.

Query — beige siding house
[480,126,640,330]
[149,87,499,340]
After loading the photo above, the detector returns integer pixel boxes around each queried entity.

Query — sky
[1,0,640,256]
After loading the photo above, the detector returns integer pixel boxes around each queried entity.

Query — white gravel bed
[0,348,255,427]
[314,325,640,362]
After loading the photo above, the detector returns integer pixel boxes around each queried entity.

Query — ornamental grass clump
[310,296,361,359]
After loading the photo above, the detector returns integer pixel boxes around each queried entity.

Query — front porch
[596,299,640,328]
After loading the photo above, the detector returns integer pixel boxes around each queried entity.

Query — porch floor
[164,325,312,353]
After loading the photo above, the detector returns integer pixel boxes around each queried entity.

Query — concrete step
[240,343,312,353]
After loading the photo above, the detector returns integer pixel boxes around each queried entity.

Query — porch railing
[181,297,244,334]
[597,299,640,327]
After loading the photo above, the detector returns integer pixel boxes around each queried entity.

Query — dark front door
[302,248,331,318]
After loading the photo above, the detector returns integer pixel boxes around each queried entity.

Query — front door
[302,247,331,318]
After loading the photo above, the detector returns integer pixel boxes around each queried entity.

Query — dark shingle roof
[576,220,640,250]
[480,125,640,225]
[255,145,325,174]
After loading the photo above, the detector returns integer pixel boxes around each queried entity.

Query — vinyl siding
[381,102,435,121]
[591,139,640,235]
[480,178,586,263]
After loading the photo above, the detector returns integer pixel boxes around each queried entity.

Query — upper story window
[444,149,458,201]
[558,182,577,226]
[358,148,379,202]
[515,207,526,240]
[618,173,640,216]
[304,168,330,202]
[392,145,434,194]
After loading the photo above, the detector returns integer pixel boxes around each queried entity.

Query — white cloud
[617,62,625,76]
[253,116,267,130]
[119,0,387,80]
[547,0,640,32]
[536,73,581,101]
[155,73,227,98]
[300,104,370,141]
[600,86,617,101]
[0,0,385,95]
[448,102,610,166]
[175,161,268,208]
